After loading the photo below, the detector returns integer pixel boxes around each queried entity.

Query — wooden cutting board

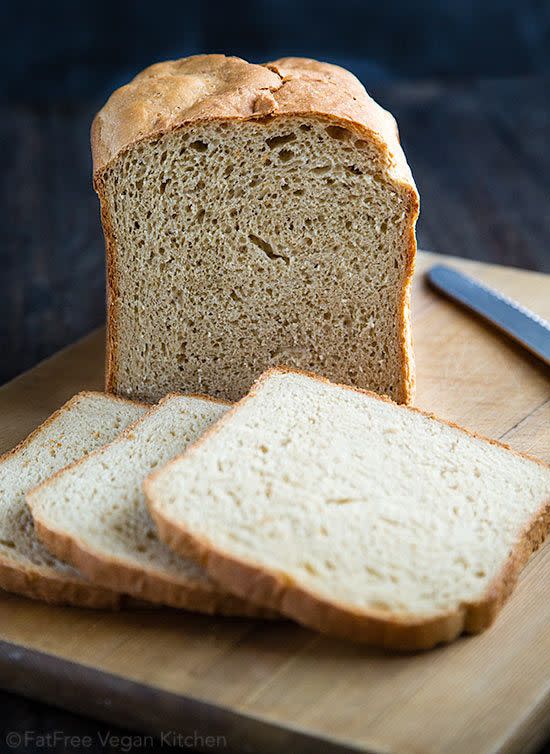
[0,251,549,754]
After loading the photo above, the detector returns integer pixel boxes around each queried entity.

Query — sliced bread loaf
[28,394,275,618]
[93,55,418,404]
[145,368,550,650]
[0,392,147,607]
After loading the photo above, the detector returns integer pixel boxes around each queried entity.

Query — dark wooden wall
[2,0,550,103]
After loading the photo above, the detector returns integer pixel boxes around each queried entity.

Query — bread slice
[145,368,550,650]
[28,394,275,618]
[0,392,147,607]
[92,54,419,405]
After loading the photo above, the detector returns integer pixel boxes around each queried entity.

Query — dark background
[1,1,550,752]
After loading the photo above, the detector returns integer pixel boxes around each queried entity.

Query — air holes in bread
[326,125,351,141]
[278,149,294,163]
[248,234,290,265]
[266,133,296,149]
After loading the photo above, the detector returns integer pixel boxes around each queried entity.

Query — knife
[427,265,550,366]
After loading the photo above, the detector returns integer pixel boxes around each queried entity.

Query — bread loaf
[145,368,550,650]
[93,55,419,404]
[0,392,146,607]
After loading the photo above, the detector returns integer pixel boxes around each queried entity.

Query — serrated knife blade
[427,265,550,366]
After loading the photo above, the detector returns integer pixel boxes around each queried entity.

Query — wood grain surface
[0,251,549,754]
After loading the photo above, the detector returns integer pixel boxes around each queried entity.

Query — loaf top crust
[91,54,416,191]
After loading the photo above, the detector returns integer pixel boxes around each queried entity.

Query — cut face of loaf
[145,369,550,650]
[0,392,147,607]
[94,55,418,403]
[28,394,275,618]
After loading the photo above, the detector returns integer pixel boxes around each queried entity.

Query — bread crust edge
[31,515,275,619]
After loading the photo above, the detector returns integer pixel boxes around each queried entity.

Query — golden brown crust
[92,55,419,403]
[0,556,121,609]
[32,515,275,618]
[91,55,415,188]
[145,366,550,650]
[28,393,277,619]
[396,186,419,402]
[0,391,148,608]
